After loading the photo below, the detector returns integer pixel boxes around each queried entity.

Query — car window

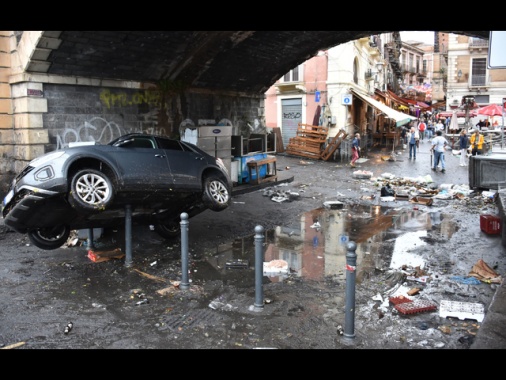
[156,138,186,151]
[121,137,155,149]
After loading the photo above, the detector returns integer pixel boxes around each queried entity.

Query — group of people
[351,120,486,172]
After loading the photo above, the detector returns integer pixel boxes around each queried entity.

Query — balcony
[469,38,488,50]
[470,74,487,87]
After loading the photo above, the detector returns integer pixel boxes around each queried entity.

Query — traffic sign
[342,94,352,105]
[315,91,321,102]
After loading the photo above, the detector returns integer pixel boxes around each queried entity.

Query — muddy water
[192,204,457,287]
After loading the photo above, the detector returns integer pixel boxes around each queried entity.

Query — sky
[400,31,435,44]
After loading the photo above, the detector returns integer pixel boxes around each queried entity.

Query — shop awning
[351,89,418,127]
[385,90,411,108]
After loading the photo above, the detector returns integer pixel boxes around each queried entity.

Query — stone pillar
[0,31,15,195]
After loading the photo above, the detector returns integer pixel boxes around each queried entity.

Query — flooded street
[196,204,448,286]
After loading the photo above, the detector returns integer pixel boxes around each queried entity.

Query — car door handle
[155,154,165,158]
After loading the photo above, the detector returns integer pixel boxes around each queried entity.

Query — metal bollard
[343,241,357,339]
[253,225,264,311]
[179,212,190,290]
[87,228,94,250]
[124,204,133,267]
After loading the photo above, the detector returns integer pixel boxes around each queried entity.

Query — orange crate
[480,214,501,235]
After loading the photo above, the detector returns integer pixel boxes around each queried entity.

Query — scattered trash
[87,248,124,263]
[395,299,437,315]
[64,322,73,334]
[439,300,484,322]
[380,184,396,197]
[389,295,412,305]
[407,287,421,296]
[468,259,502,284]
[450,276,482,285]
[133,269,167,283]
[0,341,26,349]
[409,196,433,206]
[406,275,429,283]
[226,259,249,269]
[323,201,344,209]
[263,259,289,276]
[352,170,373,179]
[372,293,383,302]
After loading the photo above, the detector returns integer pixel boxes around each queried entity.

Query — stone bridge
[0,31,489,194]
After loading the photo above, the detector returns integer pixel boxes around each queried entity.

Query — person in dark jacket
[459,129,469,166]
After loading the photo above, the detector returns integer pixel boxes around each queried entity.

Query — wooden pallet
[284,123,329,159]
[320,130,347,161]
[296,124,329,141]
[286,136,324,159]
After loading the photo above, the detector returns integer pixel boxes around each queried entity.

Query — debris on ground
[87,248,124,262]
[469,259,502,284]
[133,268,167,283]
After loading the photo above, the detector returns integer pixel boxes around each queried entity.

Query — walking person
[459,129,469,166]
[408,126,419,159]
[426,120,434,140]
[431,130,449,173]
[469,129,485,156]
[417,119,427,141]
[350,133,360,167]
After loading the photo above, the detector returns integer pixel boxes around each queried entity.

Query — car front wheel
[69,169,114,212]
[28,225,71,250]
[202,175,230,212]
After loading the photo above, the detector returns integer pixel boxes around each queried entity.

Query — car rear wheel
[28,225,71,250]
[153,221,181,239]
[202,175,230,212]
[69,169,114,212]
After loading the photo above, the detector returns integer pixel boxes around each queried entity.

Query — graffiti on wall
[56,117,124,149]
[55,117,169,149]
[99,89,161,109]
[282,112,301,119]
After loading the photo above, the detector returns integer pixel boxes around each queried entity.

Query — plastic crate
[480,214,501,235]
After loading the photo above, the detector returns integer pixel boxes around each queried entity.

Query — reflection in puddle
[199,205,458,286]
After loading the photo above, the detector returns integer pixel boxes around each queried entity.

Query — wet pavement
[0,138,505,349]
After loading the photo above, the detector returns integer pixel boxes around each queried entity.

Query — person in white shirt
[408,126,419,159]
[431,130,449,173]
[435,119,444,132]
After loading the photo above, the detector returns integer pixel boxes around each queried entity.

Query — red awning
[385,90,411,108]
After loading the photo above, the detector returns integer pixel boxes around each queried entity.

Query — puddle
[192,204,458,287]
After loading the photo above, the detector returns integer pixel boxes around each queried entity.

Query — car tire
[69,169,114,212]
[28,225,71,250]
[153,221,181,239]
[202,175,230,212]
